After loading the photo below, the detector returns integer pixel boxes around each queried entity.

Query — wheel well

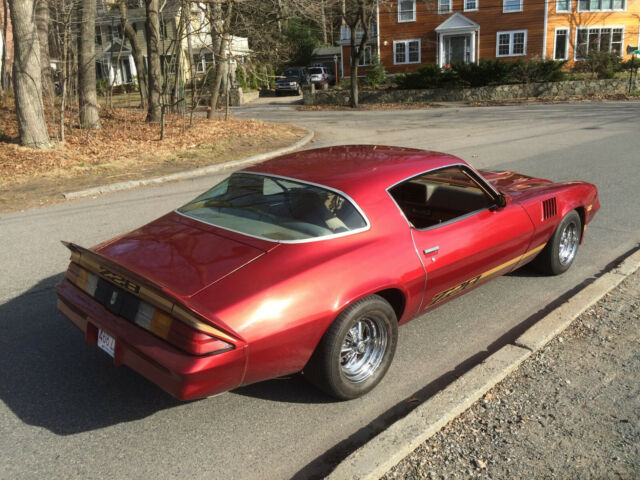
[374,288,406,322]
[574,206,586,242]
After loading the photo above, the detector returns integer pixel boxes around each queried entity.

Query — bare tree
[117,0,148,109]
[342,0,379,107]
[36,0,55,98]
[78,0,101,128]
[206,0,232,119]
[1,0,9,90]
[145,0,162,122]
[9,0,51,148]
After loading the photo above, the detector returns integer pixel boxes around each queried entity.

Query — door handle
[423,246,439,255]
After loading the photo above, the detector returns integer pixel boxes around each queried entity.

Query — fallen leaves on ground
[0,101,299,186]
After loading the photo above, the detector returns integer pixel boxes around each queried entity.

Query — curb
[62,129,315,200]
[327,247,640,480]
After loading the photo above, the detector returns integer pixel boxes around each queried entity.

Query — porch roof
[435,13,479,34]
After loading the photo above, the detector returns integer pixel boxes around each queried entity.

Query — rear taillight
[134,301,233,356]
[66,262,235,356]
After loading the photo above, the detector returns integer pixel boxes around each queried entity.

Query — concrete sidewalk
[382,267,640,479]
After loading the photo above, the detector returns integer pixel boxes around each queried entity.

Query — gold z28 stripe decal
[428,243,547,307]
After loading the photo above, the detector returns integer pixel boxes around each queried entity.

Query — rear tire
[304,295,398,400]
[533,210,581,275]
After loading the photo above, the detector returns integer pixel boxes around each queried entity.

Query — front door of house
[445,36,469,65]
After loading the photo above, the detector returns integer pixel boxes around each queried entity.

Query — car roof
[243,145,466,199]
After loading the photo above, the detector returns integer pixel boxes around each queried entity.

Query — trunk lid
[94,213,275,298]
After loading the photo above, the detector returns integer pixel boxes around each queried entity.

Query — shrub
[365,54,387,87]
[394,64,446,89]
[620,56,640,72]
[510,58,566,83]
[267,64,275,88]
[96,78,110,96]
[584,51,619,79]
[236,64,247,89]
[453,59,512,86]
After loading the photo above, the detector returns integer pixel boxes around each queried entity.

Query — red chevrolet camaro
[56,145,599,400]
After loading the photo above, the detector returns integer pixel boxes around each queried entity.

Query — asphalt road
[2,100,639,480]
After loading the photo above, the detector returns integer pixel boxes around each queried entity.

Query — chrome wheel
[558,221,579,266]
[340,316,388,383]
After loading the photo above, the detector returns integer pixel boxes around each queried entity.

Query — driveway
[2,101,639,479]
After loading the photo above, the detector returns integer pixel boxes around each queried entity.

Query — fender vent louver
[542,198,557,220]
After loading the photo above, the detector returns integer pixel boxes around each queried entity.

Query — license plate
[97,329,116,357]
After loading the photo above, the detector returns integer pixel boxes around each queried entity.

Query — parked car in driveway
[275,67,308,96]
[56,146,599,401]
[307,66,334,88]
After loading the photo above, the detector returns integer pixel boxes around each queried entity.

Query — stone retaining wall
[303,78,640,105]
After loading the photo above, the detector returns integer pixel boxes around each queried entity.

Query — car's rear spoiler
[61,241,242,343]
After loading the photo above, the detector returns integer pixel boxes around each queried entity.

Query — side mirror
[491,194,507,210]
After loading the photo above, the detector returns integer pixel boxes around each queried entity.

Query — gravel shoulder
[383,267,640,480]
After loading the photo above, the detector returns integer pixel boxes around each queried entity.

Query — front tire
[534,210,582,275]
[304,295,398,400]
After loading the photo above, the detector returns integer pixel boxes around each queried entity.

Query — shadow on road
[0,274,183,435]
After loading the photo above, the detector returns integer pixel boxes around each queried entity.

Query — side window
[389,166,494,229]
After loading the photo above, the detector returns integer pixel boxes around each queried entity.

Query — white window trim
[397,0,416,22]
[503,0,523,13]
[496,30,527,57]
[577,0,626,12]
[553,27,570,60]
[438,0,452,14]
[393,39,421,65]
[464,0,479,12]
[556,0,571,12]
[574,25,625,60]
[357,45,373,66]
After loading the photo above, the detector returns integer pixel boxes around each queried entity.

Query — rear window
[308,68,323,74]
[177,173,368,242]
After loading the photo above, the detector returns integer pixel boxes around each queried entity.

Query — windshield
[282,69,300,77]
[177,173,368,241]
[308,68,323,74]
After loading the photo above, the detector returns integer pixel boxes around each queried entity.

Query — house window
[398,0,416,22]
[554,28,569,60]
[578,0,625,10]
[464,0,478,11]
[111,25,121,41]
[194,52,214,73]
[496,30,527,56]
[394,39,421,64]
[357,45,373,66]
[503,0,523,12]
[95,30,102,46]
[159,20,167,40]
[439,0,452,13]
[575,27,624,59]
[556,0,571,11]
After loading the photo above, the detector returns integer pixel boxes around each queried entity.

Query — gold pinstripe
[68,251,236,343]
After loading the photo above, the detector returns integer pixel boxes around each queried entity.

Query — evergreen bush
[365,55,387,87]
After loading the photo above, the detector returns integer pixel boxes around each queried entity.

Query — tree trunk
[119,0,147,109]
[9,0,50,148]
[1,0,8,90]
[320,1,327,44]
[207,0,232,119]
[36,0,54,99]
[145,0,162,122]
[78,0,101,129]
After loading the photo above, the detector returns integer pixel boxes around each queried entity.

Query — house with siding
[95,0,249,87]
[339,0,640,78]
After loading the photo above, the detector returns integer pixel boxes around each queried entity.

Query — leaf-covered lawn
[0,102,301,185]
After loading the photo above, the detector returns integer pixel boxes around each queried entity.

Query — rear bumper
[56,279,247,400]
[275,85,299,92]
